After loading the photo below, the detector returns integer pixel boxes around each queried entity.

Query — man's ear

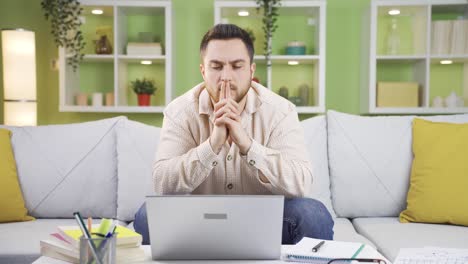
[250,62,256,79]
[200,63,206,80]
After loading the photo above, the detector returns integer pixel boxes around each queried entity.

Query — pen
[95,223,117,259]
[88,217,92,234]
[312,240,325,252]
[73,212,103,264]
[106,221,116,237]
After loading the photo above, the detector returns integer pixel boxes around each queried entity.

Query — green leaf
[42,0,85,71]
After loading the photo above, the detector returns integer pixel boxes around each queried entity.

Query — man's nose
[221,67,233,82]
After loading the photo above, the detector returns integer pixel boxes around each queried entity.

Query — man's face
[200,39,256,103]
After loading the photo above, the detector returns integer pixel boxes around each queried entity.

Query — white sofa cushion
[333,218,375,247]
[327,110,468,218]
[352,217,468,262]
[301,116,336,217]
[116,119,160,222]
[0,117,123,218]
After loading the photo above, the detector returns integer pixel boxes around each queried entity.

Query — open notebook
[282,237,365,263]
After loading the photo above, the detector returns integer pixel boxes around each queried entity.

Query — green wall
[0,0,370,127]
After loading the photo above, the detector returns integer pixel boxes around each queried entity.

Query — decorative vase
[105,92,114,106]
[92,93,103,107]
[432,96,444,107]
[289,96,303,106]
[95,35,113,54]
[299,84,310,106]
[286,41,306,55]
[76,93,88,106]
[445,91,458,108]
[137,94,151,106]
[279,86,289,99]
[386,18,401,55]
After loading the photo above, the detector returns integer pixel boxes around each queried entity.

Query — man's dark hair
[200,24,254,64]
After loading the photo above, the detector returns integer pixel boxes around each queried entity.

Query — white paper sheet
[394,247,468,264]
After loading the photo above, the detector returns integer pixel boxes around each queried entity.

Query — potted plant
[256,0,281,87]
[131,78,157,106]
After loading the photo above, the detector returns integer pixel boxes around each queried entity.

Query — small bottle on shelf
[386,18,401,55]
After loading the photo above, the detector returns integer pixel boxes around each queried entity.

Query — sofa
[1,110,467,264]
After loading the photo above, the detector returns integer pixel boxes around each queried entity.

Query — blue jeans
[134,197,334,245]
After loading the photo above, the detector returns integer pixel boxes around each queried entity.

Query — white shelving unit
[59,0,172,113]
[362,0,468,114]
[214,0,326,113]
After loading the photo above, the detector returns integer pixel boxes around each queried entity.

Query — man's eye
[212,66,222,70]
[233,65,242,69]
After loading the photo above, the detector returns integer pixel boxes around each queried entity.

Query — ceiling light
[388,9,400,16]
[440,60,453,65]
[91,9,103,15]
[141,60,152,65]
[288,60,299,65]
[238,10,249,17]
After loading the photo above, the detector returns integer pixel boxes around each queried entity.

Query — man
[134,24,333,245]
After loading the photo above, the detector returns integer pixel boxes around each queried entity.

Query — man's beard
[213,82,249,103]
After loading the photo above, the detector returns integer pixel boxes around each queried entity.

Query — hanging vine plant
[41,0,85,71]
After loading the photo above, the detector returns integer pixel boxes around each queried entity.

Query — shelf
[376,5,428,56]
[363,0,468,114]
[370,107,468,114]
[66,54,115,62]
[376,55,426,61]
[432,4,468,18]
[59,0,172,113]
[118,6,166,16]
[59,105,165,113]
[217,2,322,56]
[254,55,320,63]
[430,55,468,63]
[80,5,115,55]
[116,5,166,56]
[429,61,467,107]
[215,0,326,113]
[220,5,318,18]
[117,59,166,108]
[254,55,319,64]
[118,55,166,63]
[83,54,114,62]
[296,106,325,114]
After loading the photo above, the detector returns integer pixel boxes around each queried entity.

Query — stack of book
[126,42,162,55]
[431,20,452,55]
[432,19,468,55]
[450,19,468,55]
[40,224,145,263]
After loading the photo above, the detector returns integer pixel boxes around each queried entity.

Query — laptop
[146,195,284,260]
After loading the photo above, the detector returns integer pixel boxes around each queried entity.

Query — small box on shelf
[377,82,420,107]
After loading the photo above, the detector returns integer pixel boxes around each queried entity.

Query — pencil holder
[79,235,116,264]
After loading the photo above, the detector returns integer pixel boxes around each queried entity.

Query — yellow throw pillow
[400,118,468,226]
[0,128,34,223]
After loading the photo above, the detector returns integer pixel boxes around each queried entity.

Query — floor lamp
[1,28,37,126]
